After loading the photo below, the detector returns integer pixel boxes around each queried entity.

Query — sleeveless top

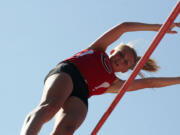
[64,49,116,98]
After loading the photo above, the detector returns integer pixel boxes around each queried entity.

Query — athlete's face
[110,46,136,73]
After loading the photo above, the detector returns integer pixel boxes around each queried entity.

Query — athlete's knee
[51,122,77,135]
[35,101,60,122]
[62,123,76,134]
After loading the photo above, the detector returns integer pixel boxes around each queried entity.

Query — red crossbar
[91,1,180,135]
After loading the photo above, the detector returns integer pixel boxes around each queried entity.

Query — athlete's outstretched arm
[88,22,180,51]
[105,77,180,93]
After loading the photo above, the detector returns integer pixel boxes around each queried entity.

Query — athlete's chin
[121,71,126,73]
[113,69,121,73]
[111,66,119,72]
[118,68,127,73]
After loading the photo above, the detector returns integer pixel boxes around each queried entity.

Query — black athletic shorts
[44,62,89,108]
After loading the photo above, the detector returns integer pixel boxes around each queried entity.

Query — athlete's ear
[110,49,115,55]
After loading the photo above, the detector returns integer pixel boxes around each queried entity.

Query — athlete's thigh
[53,96,88,132]
[40,72,73,107]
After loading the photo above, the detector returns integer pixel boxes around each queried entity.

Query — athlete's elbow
[118,22,129,32]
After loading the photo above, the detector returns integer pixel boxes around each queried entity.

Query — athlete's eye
[124,60,128,65]
[119,52,124,57]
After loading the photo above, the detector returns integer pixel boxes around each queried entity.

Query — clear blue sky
[1,0,180,135]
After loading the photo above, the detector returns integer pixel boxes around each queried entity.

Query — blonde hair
[135,56,159,72]
[114,43,160,72]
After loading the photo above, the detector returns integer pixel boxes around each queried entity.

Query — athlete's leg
[50,96,88,135]
[20,73,73,135]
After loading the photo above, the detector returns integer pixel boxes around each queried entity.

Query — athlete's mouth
[114,60,119,66]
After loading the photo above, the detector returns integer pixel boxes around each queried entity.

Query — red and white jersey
[64,49,116,98]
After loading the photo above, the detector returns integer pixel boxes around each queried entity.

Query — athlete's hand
[167,22,180,34]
